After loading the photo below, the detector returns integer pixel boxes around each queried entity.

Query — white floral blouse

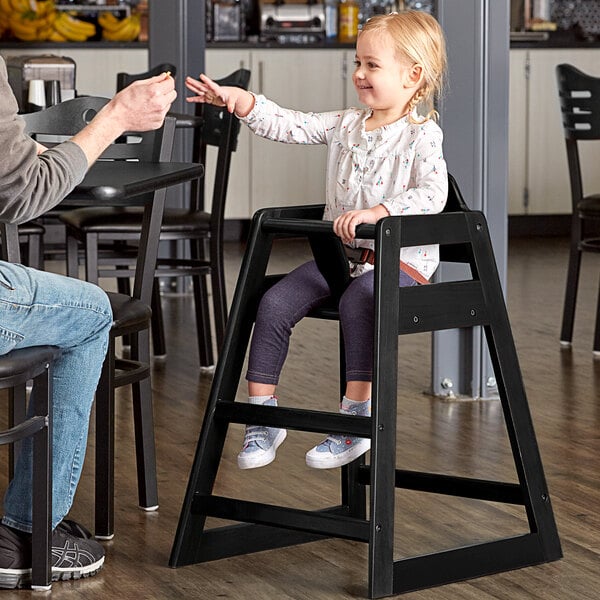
[241,94,448,281]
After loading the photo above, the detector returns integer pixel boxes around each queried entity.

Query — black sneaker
[55,518,93,540]
[0,523,104,589]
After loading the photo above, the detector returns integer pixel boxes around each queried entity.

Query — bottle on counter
[338,0,358,43]
[325,0,338,40]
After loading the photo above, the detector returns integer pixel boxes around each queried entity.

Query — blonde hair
[360,11,447,124]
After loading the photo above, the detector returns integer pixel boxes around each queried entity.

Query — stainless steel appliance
[259,0,325,43]
[6,55,76,112]
[212,0,244,41]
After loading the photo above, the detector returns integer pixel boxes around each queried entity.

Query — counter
[509,29,600,49]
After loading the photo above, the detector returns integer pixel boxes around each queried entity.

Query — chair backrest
[192,68,251,228]
[116,63,177,92]
[21,96,171,163]
[555,63,600,207]
[556,63,600,141]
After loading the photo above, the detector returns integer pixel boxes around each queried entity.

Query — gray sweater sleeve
[0,57,89,225]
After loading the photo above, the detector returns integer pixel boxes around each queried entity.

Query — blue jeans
[0,261,112,532]
[246,260,418,385]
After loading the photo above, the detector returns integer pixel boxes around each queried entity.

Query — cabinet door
[508,50,528,215]
[205,49,252,219]
[249,49,345,212]
[527,49,600,214]
[344,50,358,107]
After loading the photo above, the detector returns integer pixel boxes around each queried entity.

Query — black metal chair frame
[1,209,60,594]
[22,98,178,539]
[556,63,600,354]
[169,175,562,597]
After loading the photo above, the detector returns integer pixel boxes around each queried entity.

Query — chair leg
[117,277,133,349]
[7,384,27,479]
[66,230,80,279]
[85,232,100,285]
[95,339,115,540]
[30,365,52,591]
[130,328,158,510]
[560,233,582,346]
[150,279,167,357]
[27,235,43,271]
[594,273,600,355]
[210,241,228,352]
[192,274,214,367]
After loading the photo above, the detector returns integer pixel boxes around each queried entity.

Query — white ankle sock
[248,395,276,405]
[341,396,371,416]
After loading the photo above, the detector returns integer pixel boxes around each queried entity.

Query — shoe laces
[321,434,347,448]
[242,425,268,447]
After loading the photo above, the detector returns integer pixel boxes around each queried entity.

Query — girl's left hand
[333,205,389,244]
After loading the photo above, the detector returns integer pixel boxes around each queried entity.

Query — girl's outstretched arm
[185,73,255,117]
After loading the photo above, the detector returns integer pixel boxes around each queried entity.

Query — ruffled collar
[358,109,418,142]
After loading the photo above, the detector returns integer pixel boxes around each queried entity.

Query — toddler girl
[186,10,448,470]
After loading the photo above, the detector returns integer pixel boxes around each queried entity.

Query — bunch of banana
[0,11,9,38]
[0,0,35,16]
[0,0,58,42]
[98,11,140,42]
[51,11,96,42]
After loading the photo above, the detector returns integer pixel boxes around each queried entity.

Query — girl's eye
[353,60,361,67]
[367,62,378,69]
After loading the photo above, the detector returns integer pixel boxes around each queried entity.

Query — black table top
[64,161,204,206]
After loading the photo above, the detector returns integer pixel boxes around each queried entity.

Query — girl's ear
[405,63,424,89]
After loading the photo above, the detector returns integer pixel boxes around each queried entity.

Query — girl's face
[353,29,421,117]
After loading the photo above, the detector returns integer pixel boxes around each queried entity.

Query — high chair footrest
[215,400,372,437]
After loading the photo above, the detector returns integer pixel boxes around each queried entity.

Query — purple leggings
[246,260,418,384]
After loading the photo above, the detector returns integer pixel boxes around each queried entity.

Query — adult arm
[0,58,176,224]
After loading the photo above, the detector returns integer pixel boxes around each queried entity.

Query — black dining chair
[59,68,251,368]
[22,97,178,539]
[556,63,600,355]
[0,345,57,590]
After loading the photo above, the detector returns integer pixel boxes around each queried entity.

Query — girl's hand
[185,73,255,117]
[333,205,389,244]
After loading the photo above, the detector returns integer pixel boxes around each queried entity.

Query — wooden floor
[1,235,599,599]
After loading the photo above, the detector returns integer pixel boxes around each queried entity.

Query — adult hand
[70,71,177,167]
[108,72,177,133]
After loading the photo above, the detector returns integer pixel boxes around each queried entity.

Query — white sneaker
[305,434,370,469]
[237,425,287,469]
[306,397,371,469]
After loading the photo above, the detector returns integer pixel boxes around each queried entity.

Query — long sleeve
[0,57,88,224]
[240,93,341,145]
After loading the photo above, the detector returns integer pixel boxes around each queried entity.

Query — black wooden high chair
[169,174,562,597]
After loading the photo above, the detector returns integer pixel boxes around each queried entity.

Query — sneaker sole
[237,429,287,469]
[306,440,370,469]
[52,554,105,582]
[0,556,104,589]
